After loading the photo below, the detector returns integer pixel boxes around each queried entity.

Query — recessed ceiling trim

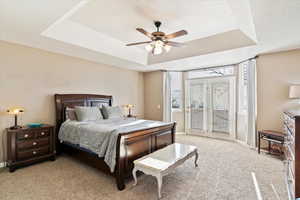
[227,0,258,43]
[42,20,148,65]
[41,0,90,36]
[41,0,148,65]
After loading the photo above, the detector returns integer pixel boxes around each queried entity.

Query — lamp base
[127,114,133,118]
[9,125,22,130]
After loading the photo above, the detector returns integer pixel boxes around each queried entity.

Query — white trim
[41,0,90,35]
[175,132,186,135]
[0,162,6,168]
[163,72,172,122]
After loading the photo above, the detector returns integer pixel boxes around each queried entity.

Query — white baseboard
[0,162,6,168]
[176,132,186,135]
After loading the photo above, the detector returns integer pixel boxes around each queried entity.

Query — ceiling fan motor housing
[152,32,165,40]
[153,21,166,40]
[154,21,162,29]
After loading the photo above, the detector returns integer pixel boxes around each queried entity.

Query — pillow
[102,105,123,119]
[75,106,103,121]
[65,107,77,121]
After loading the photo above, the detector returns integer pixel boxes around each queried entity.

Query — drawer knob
[24,134,29,138]
[33,142,37,146]
[33,151,37,155]
[41,132,45,136]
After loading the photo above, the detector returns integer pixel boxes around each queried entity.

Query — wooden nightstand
[6,124,56,172]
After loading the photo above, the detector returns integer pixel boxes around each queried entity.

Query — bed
[55,94,176,190]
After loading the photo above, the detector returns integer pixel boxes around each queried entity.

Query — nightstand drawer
[17,138,49,150]
[17,146,50,160]
[17,131,35,140]
[36,129,50,138]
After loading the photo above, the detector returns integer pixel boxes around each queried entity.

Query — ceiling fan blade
[165,41,186,47]
[126,41,152,46]
[164,30,188,39]
[136,28,153,38]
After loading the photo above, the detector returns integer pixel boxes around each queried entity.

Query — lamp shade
[6,107,25,115]
[125,104,134,109]
[289,85,300,99]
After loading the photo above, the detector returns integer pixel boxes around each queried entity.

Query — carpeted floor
[0,135,287,200]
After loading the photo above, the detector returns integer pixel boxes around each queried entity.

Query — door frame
[185,76,236,140]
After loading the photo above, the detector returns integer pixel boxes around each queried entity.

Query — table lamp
[124,104,134,117]
[7,107,25,129]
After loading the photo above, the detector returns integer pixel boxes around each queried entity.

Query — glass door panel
[185,79,207,135]
[185,77,235,139]
[190,83,205,131]
[212,81,230,133]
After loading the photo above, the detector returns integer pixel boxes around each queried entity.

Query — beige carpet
[0,135,287,200]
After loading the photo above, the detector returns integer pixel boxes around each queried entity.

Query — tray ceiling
[1,0,300,71]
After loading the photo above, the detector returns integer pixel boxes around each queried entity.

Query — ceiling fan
[126,21,188,55]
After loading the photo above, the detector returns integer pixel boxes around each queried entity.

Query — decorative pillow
[102,105,123,119]
[75,106,103,121]
[65,107,77,121]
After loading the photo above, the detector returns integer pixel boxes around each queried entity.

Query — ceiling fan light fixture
[154,40,164,48]
[164,45,171,52]
[145,44,153,52]
[145,40,165,55]
[153,46,163,55]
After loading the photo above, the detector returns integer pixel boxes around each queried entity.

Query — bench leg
[258,133,261,154]
[132,167,138,186]
[194,150,199,167]
[155,174,163,199]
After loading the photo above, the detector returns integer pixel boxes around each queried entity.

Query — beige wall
[143,49,300,134]
[143,71,185,132]
[257,49,300,131]
[0,41,144,162]
[143,71,163,121]
[172,111,184,132]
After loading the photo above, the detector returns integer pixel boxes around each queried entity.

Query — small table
[132,143,198,199]
[258,130,285,155]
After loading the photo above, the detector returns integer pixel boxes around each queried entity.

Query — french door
[185,76,236,139]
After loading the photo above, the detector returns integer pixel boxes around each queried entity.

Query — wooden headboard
[54,94,113,131]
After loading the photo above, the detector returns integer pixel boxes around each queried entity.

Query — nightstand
[6,124,56,172]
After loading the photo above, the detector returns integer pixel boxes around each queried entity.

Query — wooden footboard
[115,122,176,190]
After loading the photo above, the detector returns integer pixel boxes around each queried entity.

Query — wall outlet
[157,105,161,109]
[0,162,6,168]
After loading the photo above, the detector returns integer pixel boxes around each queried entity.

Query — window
[187,66,235,79]
[238,61,249,112]
[170,72,183,110]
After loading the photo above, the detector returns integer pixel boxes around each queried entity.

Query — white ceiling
[1,0,300,71]
[70,0,237,43]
